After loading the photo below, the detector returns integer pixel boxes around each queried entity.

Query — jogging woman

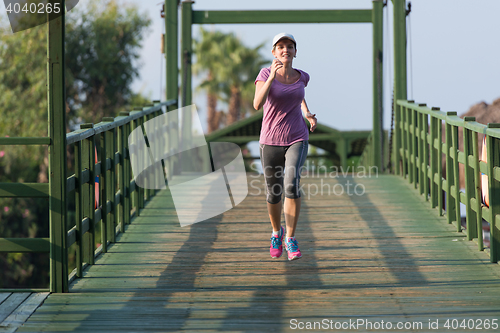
[253,33,317,260]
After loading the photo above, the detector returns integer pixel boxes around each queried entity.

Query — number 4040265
[444,319,498,330]
[5,2,61,14]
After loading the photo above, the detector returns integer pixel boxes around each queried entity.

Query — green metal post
[143,108,153,201]
[437,116,443,215]
[445,113,457,225]
[372,0,383,171]
[48,4,68,293]
[486,126,500,262]
[99,129,108,253]
[463,118,478,240]
[418,110,424,194]
[165,0,178,104]
[107,126,116,243]
[423,113,429,200]
[169,104,180,175]
[74,141,83,278]
[181,1,193,172]
[181,0,193,107]
[430,108,440,209]
[401,105,408,177]
[472,130,483,250]
[411,107,415,185]
[394,94,402,176]
[131,116,141,215]
[407,107,413,184]
[81,124,94,266]
[138,113,145,209]
[124,119,132,224]
[117,123,125,233]
[165,0,180,176]
[392,0,407,175]
[451,122,461,232]
[119,111,131,226]
[339,137,348,171]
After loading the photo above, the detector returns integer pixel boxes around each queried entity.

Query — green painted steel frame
[391,0,408,174]
[177,0,384,168]
[396,100,500,263]
[47,4,68,293]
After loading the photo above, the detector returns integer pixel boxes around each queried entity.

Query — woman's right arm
[253,60,282,110]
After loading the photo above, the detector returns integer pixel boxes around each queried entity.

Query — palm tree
[193,28,226,133]
[217,35,267,125]
[194,28,268,131]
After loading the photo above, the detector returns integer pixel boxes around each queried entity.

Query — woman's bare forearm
[254,80,273,110]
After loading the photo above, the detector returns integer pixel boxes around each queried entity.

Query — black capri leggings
[259,140,308,204]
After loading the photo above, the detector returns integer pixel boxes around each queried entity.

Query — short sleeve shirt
[255,67,310,146]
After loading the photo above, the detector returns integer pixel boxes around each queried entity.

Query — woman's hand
[306,112,317,132]
[269,59,283,80]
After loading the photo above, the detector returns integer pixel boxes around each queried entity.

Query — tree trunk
[227,85,241,125]
[207,92,218,133]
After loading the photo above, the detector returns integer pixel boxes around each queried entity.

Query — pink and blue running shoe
[270,226,285,258]
[285,237,302,261]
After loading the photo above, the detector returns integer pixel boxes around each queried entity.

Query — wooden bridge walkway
[10,175,500,332]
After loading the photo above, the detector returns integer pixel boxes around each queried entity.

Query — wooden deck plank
[0,293,30,324]
[0,295,11,307]
[0,293,49,333]
[17,175,500,332]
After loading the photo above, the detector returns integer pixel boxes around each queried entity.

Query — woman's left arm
[301,99,317,132]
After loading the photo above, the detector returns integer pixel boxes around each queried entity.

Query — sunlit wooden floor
[15,174,500,332]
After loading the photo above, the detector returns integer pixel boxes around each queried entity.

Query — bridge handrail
[66,100,176,145]
[392,99,500,263]
[0,99,178,292]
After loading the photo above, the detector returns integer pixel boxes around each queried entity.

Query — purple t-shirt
[255,67,310,146]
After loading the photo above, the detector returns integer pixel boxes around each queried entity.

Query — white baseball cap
[272,33,296,49]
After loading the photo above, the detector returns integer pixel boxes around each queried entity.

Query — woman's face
[272,39,296,64]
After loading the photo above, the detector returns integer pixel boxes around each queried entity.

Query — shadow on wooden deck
[16,175,500,333]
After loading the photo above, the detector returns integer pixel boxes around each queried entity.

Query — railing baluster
[451,121,461,232]
[486,124,500,263]
[437,114,443,216]
[445,115,455,225]
[123,116,132,224]
[402,105,408,178]
[407,106,413,182]
[394,100,401,175]
[117,122,126,233]
[429,111,438,208]
[109,125,117,243]
[81,124,95,265]
[144,105,154,201]
[472,129,483,250]
[130,113,140,216]
[75,140,83,278]
[417,109,424,194]
[463,118,477,240]
[100,126,108,253]
[423,112,430,201]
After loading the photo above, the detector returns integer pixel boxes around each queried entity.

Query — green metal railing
[390,100,500,263]
[0,100,177,292]
[358,131,389,170]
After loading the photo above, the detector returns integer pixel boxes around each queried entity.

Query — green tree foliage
[0,0,151,288]
[194,28,268,131]
[66,0,151,123]
[0,24,48,182]
[193,29,227,133]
